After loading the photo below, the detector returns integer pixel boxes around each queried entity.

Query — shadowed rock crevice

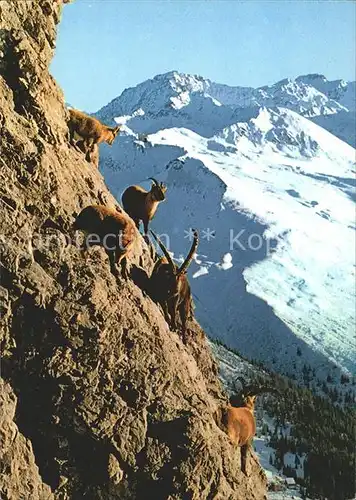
[0,30,25,114]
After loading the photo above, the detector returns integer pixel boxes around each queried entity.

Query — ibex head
[149,177,167,202]
[107,125,121,145]
[229,376,280,409]
[243,395,257,410]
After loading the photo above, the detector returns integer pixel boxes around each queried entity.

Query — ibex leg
[241,444,249,476]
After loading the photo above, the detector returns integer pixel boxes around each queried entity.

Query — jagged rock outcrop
[0,1,267,499]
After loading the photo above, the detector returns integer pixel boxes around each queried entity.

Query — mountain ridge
[97,70,354,114]
[97,70,355,147]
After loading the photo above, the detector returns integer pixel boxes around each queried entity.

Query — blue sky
[51,0,356,112]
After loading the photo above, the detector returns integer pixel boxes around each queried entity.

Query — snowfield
[96,71,355,377]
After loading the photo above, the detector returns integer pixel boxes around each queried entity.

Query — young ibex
[121,178,167,235]
[68,109,120,162]
[215,378,280,475]
[73,205,138,278]
[149,230,198,343]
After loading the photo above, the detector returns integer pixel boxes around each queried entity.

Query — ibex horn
[230,377,281,398]
[148,177,160,186]
[150,230,175,270]
[233,376,247,392]
[244,386,281,398]
[177,229,199,276]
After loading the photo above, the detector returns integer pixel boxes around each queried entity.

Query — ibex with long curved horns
[149,230,198,343]
[215,377,280,475]
[121,178,167,235]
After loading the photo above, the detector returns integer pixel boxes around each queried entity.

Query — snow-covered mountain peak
[97,71,352,137]
[165,70,206,92]
[296,73,328,84]
[97,70,211,119]
[296,74,355,111]
[218,106,354,160]
[257,78,346,117]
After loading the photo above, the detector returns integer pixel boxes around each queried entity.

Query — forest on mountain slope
[212,339,356,500]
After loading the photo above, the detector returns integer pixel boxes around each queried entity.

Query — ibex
[121,178,167,235]
[73,205,139,278]
[68,109,120,162]
[215,377,279,475]
[149,230,198,343]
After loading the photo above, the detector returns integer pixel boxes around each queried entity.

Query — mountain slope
[97,74,355,379]
[209,340,356,500]
[296,74,356,111]
[0,4,266,499]
[294,74,356,148]
[311,110,356,148]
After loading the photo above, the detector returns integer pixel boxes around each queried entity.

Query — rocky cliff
[0,2,266,499]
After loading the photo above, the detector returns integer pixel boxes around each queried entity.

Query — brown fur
[68,109,120,162]
[216,395,257,475]
[225,397,256,446]
[73,205,138,278]
[122,179,167,235]
[148,230,198,343]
